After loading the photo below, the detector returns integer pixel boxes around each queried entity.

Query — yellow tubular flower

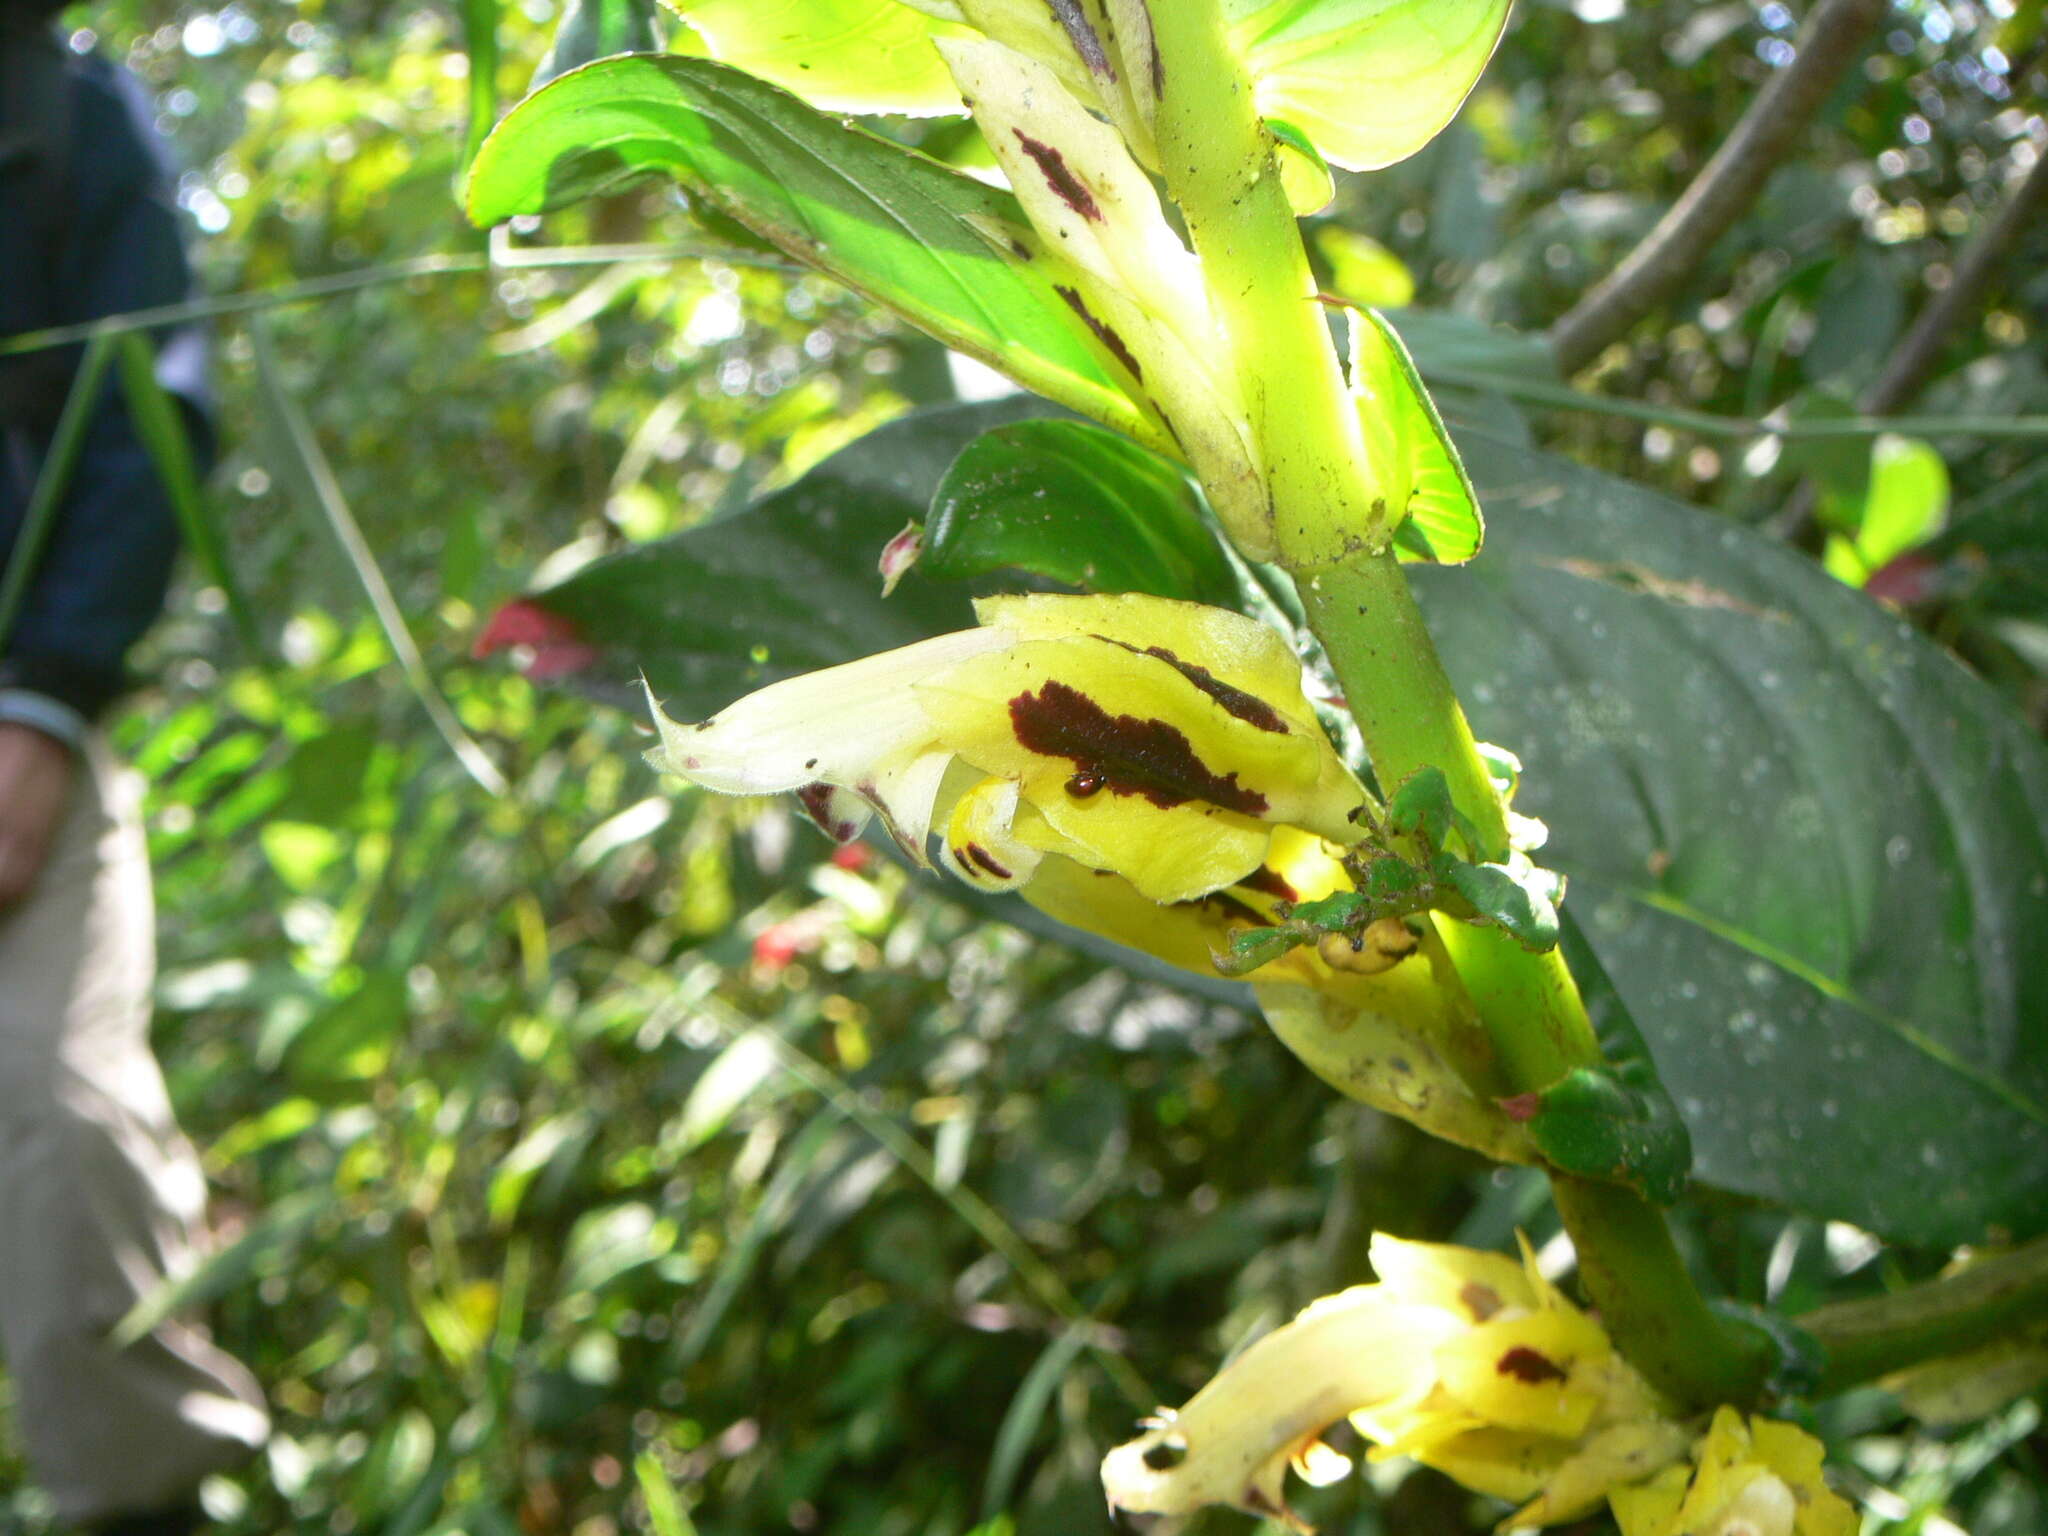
[1609,1408,1857,1536]
[644,592,1365,910]
[1103,1233,1689,1532]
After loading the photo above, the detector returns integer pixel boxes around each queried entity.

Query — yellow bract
[1609,1408,1857,1536]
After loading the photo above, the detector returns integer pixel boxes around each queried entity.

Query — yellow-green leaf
[1227,0,1512,171]
[669,0,973,113]
[1347,308,1483,564]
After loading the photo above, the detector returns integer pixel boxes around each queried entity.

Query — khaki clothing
[0,734,268,1524]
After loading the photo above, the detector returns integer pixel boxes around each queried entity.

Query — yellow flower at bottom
[1609,1408,1856,1536]
[1101,1233,1687,1531]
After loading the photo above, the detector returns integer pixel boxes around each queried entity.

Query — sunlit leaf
[668,0,972,113]
[466,57,1143,440]
[1226,0,1512,171]
[1348,308,1483,564]
[1821,433,1950,587]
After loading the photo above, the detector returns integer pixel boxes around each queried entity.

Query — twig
[1550,0,1885,375]
[1862,146,2048,415]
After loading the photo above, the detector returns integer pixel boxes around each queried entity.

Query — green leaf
[669,0,970,114]
[465,56,1141,441]
[531,0,662,90]
[924,419,1239,604]
[1226,0,1513,171]
[1348,308,1483,564]
[1388,764,1456,846]
[1523,1065,1690,1207]
[1821,433,1950,587]
[1415,431,2048,1245]
[1440,857,1560,951]
[1266,117,1334,214]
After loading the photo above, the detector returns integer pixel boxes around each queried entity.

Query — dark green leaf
[924,419,1238,606]
[459,0,500,174]
[1523,1064,1691,1207]
[1441,858,1561,951]
[1416,431,2048,1245]
[1387,765,1456,847]
[530,0,660,91]
[465,57,1142,441]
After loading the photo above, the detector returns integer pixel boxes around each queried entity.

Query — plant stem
[1149,0,1770,1409]
[1145,0,1384,572]
[1798,1233,2048,1396]
[1554,1176,1774,1404]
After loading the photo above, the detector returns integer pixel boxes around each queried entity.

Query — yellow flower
[644,592,1364,908]
[1608,1407,1856,1536]
[1102,1233,1687,1530]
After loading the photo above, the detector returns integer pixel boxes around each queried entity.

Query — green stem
[1797,1233,2048,1396]
[1553,1176,1773,1404]
[1148,0,1767,1410]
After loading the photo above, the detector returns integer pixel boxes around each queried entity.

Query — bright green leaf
[1822,433,1950,586]
[466,56,1142,441]
[1226,0,1512,171]
[1266,118,1334,214]
[1347,308,1483,564]
[668,0,972,113]
[1315,226,1415,309]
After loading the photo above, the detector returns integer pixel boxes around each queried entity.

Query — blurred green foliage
[1,0,2043,1532]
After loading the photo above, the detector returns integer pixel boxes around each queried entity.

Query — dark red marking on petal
[1013,130,1104,222]
[1097,639,1290,734]
[956,842,1013,881]
[1238,864,1299,902]
[1459,1282,1504,1321]
[1053,285,1144,382]
[796,782,861,843]
[1009,679,1268,815]
[1497,1346,1568,1385]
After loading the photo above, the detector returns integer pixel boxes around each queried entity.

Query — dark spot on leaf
[1238,864,1299,902]
[1053,285,1143,382]
[1101,639,1289,734]
[1497,1346,1568,1385]
[1014,130,1104,222]
[1459,1282,1504,1321]
[1010,679,1268,814]
[795,783,859,843]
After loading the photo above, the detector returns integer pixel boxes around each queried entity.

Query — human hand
[0,721,75,907]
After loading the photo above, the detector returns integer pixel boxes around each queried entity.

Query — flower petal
[643,628,1010,797]
[1367,1233,1536,1323]
[1101,1285,1452,1523]
[939,774,1043,891]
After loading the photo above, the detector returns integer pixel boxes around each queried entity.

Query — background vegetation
[1,0,2043,1531]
